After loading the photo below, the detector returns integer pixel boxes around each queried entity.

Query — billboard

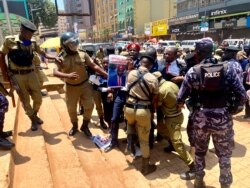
[0,0,29,19]
[144,22,152,35]
[151,19,168,36]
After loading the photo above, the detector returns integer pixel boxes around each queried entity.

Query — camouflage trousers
[0,93,9,132]
[193,108,234,186]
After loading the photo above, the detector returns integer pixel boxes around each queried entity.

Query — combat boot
[0,136,14,150]
[0,131,12,138]
[194,178,206,188]
[164,141,175,153]
[221,184,230,188]
[141,157,157,176]
[180,162,196,180]
[99,117,108,129]
[34,111,43,125]
[29,114,39,131]
[69,122,78,136]
[80,120,92,138]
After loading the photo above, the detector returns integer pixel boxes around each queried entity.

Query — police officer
[53,32,107,137]
[125,54,158,175]
[177,38,248,188]
[0,20,55,131]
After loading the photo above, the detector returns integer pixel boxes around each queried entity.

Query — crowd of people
[0,20,249,188]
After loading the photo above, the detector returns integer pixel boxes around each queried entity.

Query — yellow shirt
[56,50,93,85]
[0,35,43,70]
[158,79,180,117]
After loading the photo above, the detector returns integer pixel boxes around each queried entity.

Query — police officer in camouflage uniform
[0,88,14,149]
[0,20,55,131]
[53,32,107,138]
[177,38,248,188]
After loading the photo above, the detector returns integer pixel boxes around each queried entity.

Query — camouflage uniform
[177,61,248,186]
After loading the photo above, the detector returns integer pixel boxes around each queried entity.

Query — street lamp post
[2,0,13,35]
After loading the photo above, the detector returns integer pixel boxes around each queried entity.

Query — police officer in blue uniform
[177,38,248,188]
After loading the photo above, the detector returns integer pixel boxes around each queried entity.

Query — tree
[27,0,57,28]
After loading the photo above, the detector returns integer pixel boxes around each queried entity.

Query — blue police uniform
[177,60,248,186]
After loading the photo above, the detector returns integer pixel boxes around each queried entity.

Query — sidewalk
[42,62,250,188]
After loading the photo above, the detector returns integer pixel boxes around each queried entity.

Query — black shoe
[100,118,108,130]
[68,127,78,136]
[0,131,13,138]
[243,115,250,119]
[41,91,47,96]
[180,170,196,180]
[0,137,15,150]
[36,116,44,125]
[31,123,38,131]
[164,144,175,153]
[104,142,119,152]
[80,125,92,138]
[155,134,163,142]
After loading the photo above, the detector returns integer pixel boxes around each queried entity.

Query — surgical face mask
[23,40,32,46]
[63,36,79,52]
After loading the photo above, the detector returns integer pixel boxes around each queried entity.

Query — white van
[157,40,180,53]
[181,40,199,51]
[221,39,244,48]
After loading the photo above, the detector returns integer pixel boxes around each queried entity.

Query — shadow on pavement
[232,141,247,158]
[11,147,31,165]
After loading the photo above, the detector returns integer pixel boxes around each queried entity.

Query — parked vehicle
[157,40,180,53]
[114,41,131,50]
[221,39,244,48]
[181,40,199,51]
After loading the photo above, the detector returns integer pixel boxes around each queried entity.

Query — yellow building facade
[94,0,117,41]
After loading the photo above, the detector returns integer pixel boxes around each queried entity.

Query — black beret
[21,20,37,32]
[225,46,241,52]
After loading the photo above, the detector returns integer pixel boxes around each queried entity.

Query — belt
[66,78,88,86]
[10,69,34,75]
[126,103,151,109]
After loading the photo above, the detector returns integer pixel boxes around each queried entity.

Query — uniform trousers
[157,113,193,165]
[66,82,94,123]
[0,93,8,132]
[193,109,234,186]
[125,107,151,158]
[14,71,42,116]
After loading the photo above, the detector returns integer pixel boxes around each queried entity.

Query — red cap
[127,43,140,51]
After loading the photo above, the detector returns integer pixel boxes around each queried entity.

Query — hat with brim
[140,54,155,64]
[21,20,37,32]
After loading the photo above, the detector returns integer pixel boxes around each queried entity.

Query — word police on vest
[204,72,220,78]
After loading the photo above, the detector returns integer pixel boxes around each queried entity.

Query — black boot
[29,114,39,131]
[34,111,43,125]
[69,122,78,136]
[164,141,175,153]
[0,130,12,138]
[80,120,92,138]
[141,157,157,175]
[100,117,108,129]
[180,162,196,180]
[0,136,14,150]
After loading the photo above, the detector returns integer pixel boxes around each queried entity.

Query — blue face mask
[23,40,32,46]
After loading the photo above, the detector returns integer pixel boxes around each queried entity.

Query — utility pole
[2,0,13,35]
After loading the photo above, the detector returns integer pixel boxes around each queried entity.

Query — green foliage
[27,0,57,28]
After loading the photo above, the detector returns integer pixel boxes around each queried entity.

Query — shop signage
[222,20,237,28]
[144,22,152,35]
[247,16,250,28]
[151,19,168,36]
[168,13,199,26]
